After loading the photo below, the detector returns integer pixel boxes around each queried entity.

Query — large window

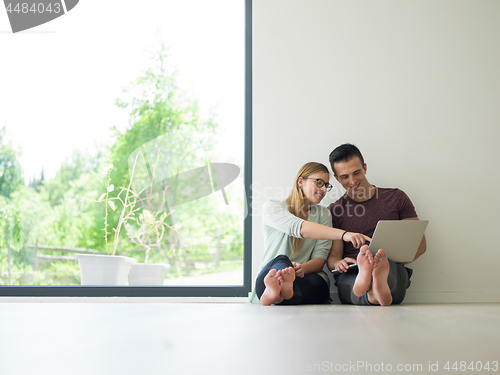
[0,0,252,296]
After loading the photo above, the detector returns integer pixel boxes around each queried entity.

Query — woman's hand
[343,232,371,248]
[292,262,304,278]
[334,257,357,273]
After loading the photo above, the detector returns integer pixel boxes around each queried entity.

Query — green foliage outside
[0,126,23,199]
[0,45,244,286]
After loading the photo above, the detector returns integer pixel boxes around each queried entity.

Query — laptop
[368,220,428,263]
[331,220,428,275]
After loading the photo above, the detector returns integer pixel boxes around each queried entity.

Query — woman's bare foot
[260,269,284,306]
[353,245,373,297]
[371,249,392,306]
[280,266,295,300]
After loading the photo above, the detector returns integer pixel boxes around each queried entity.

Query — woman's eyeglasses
[302,177,333,192]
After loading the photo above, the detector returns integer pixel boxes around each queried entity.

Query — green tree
[15,149,107,251]
[0,126,23,199]
[0,195,25,283]
[106,44,219,258]
[110,44,217,189]
[28,168,45,193]
[45,149,105,206]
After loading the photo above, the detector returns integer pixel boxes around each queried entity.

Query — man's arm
[403,217,427,262]
[327,240,356,273]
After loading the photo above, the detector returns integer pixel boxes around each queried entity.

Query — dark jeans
[255,255,330,305]
[334,259,412,305]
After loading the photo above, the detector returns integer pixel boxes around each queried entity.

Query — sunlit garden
[0,44,244,286]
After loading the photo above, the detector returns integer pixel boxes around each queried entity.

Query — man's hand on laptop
[334,258,357,273]
[343,232,371,248]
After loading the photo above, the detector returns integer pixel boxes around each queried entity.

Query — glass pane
[0,0,246,288]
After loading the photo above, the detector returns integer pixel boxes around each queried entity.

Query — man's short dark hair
[329,143,365,175]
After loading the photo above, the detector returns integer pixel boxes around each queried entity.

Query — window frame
[0,0,252,298]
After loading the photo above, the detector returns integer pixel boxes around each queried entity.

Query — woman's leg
[278,273,330,305]
[254,255,293,300]
[255,255,328,305]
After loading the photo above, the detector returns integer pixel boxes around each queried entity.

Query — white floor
[0,302,499,375]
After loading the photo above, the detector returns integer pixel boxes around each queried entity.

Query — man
[327,144,426,306]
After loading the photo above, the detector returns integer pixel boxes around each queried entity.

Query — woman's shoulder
[263,199,288,210]
[262,199,290,217]
[265,198,286,205]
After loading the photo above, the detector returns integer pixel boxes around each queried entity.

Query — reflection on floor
[0,302,499,375]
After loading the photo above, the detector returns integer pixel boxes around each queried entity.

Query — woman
[250,162,370,305]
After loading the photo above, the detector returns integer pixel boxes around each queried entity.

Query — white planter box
[128,263,169,286]
[75,254,135,285]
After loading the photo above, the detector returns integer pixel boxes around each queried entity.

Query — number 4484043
[5,3,62,14]
[444,361,499,372]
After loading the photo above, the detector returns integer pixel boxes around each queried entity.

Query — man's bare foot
[280,266,295,300]
[260,269,284,306]
[353,245,373,297]
[371,249,392,306]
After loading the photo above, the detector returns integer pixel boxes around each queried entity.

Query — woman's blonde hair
[285,162,330,254]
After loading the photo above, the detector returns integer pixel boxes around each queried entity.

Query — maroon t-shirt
[328,187,417,259]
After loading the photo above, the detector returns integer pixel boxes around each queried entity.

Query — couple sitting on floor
[250,143,426,306]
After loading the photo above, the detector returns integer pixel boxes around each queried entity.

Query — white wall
[252,0,500,303]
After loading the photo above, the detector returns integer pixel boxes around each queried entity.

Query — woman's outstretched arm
[300,221,371,248]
